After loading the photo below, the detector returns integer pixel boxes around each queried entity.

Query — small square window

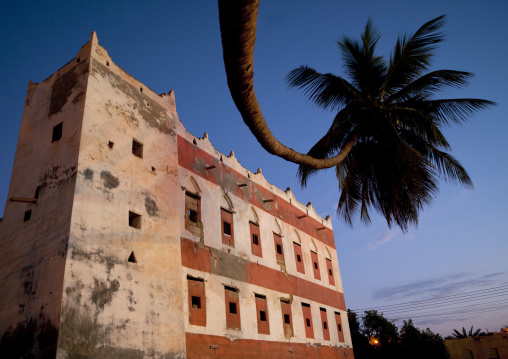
[191,296,201,309]
[314,262,318,269]
[129,211,141,229]
[229,302,237,314]
[52,122,63,142]
[323,322,328,330]
[276,244,282,255]
[297,254,301,262]
[284,314,290,324]
[223,221,231,236]
[338,324,342,332]
[132,139,143,158]
[329,269,333,276]
[260,310,266,322]
[306,318,311,327]
[252,234,259,245]
[24,210,32,222]
[188,209,198,223]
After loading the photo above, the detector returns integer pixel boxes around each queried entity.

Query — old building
[445,331,508,359]
[0,32,353,358]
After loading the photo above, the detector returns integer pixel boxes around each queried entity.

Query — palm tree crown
[286,15,494,231]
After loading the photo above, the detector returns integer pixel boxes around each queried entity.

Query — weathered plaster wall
[445,334,508,359]
[56,33,186,358]
[1,32,353,359]
[0,37,90,358]
[177,125,353,354]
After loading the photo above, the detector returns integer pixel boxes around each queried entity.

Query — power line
[350,284,508,312]
[368,291,508,315]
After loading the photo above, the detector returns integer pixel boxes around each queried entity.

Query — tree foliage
[445,326,486,339]
[286,16,495,231]
[348,310,450,359]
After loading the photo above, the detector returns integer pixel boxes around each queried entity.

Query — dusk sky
[1,1,506,337]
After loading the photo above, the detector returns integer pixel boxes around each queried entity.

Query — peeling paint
[144,196,159,217]
[91,59,175,135]
[91,277,120,310]
[83,168,94,181]
[49,61,88,117]
[100,170,119,189]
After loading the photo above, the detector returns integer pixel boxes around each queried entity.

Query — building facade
[0,33,353,358]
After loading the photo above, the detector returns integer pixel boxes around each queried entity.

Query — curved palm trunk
[218,0,355,169]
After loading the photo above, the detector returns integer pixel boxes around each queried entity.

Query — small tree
[349,311,450,359]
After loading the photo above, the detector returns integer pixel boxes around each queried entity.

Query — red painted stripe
[185,332,354,359]
[177,135,336,249]
[181,237,346,310]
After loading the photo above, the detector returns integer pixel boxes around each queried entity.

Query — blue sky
[1,1,507,336]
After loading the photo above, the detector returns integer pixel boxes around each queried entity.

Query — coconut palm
[218,1,494,230]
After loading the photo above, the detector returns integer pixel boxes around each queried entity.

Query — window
[320,307,330,341]
[280,299,293,338]
[334,312,344,342]
[255,293,269,334]
[260,311,266,321]
[301,303,314,339]
[221,208,234,247]
[185,191,201,236]
[223,221,231,235]
[132,139,143,158]
[187,276,206,326]
[229,302,237,314]
[487,348,499,359]
[250,221,262,257]
[52,122,63,142]
[274,233,285,266]
[23,210,32,222]
[128,251,137,263]
[225,286,241,330]
[311,251,321,281]
[129,211,141,229]
[293,242,305,274]
[191,296,201,309]
[326,258,335,286]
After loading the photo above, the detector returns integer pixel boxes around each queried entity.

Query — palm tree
[446,326,486,339]
[218,1,494,230]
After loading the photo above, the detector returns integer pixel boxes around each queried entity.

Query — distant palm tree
[446,326,486,339]
[218,1,494,231]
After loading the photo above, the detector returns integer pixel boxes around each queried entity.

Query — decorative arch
[310,239,318,253]
[325,247,332,259]
[220,192,234,211]
[248,207,259,224]
[184,176,200,194]
[272,219,282,236]
[291,230,301,244]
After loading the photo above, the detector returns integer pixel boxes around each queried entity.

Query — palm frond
[390,70,473,101]
[285,66,359,111]
[337,20,386,95]
[382,15,446,96]
[427,98,496,125]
